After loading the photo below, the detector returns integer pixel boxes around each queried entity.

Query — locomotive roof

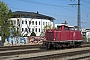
[57,24,74,28]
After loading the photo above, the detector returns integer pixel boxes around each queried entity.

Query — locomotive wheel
[77,44,81,47]
[46,44,51,50]
[55,44,58,50]
[47,45,50,50]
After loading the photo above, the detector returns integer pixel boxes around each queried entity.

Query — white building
[81,28,90,42]
[11,11,55,36]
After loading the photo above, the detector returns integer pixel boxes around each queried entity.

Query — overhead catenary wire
[9,6,75,19]
[81,0,90,4]
[9,0,90,18]
[18,0,77,12]
[7,0,77,19]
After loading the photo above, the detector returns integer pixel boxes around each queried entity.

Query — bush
[82,36,86,39]
[30,32,36,36]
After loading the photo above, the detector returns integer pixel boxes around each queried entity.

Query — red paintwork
[45,29,82,42]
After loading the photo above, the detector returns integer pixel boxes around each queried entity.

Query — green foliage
[12,28,21,36]
[40,31,45,36]
[44,25,52,32]
[44,25,51,30]
[0,1,13,42]
[30,32,36,36]
[82,36,86,39]
[42,25,52,36]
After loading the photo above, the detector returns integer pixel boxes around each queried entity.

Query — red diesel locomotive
[43,24,83,49]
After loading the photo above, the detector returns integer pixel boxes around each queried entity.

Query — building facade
[11,11,55,36]
[81,28,90,42]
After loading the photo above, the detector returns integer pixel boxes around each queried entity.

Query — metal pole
[69,0,81,30]
[77,0,81,30]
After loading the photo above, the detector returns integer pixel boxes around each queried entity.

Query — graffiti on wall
[27,36,46,44]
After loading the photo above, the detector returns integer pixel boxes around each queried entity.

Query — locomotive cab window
[69,27,74,30]
[57,26,62,30]
[65,26,69,30]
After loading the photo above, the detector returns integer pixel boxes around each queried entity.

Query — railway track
[0,45,89,60]
[69,55,90,60]
[0,47,89,60]
[0,44,41,51]
[0,44,90,56]
[13,48,90,60]
[0,42,89,56]
[0,42,89,60]
[0,42,89,51]
[0,49,46,56]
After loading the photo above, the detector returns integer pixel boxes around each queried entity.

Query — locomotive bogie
[43,40,83,50]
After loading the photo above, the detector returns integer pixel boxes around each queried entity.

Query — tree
[30,32,36,36]
[42,25,53,36]
[0,1,13,43]
[44,25,52,31]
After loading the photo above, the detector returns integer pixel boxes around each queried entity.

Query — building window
[25,21,27,24]
[22,28,24,32]
[17,19,19,21]
[14,20,16,24]
[25,28,27,32]
[35,21,37,25]
[29,28,30,32]
[32,28,34,32]
[35,28,37,32]
[39,28,40,32]
[82,32,86,36]
[32,21,34,25]
[17,19,20,26]
[48,22,49,25]
[29,21,31,25]
[22,20,24,24]
[39,21,40,25]
[17,19,19,25]
[43,22,44,25]
[17,28,19,31]
[46,22,47,25]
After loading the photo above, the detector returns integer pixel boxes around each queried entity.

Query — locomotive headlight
[54,39,55,41]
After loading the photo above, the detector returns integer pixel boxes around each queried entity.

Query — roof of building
[81,28,90,32]
[12,11,55,20]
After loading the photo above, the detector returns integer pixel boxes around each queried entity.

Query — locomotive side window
[69,27,74,30]
[65,26,69,30]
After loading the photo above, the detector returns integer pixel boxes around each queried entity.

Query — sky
[1,0,90,28]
